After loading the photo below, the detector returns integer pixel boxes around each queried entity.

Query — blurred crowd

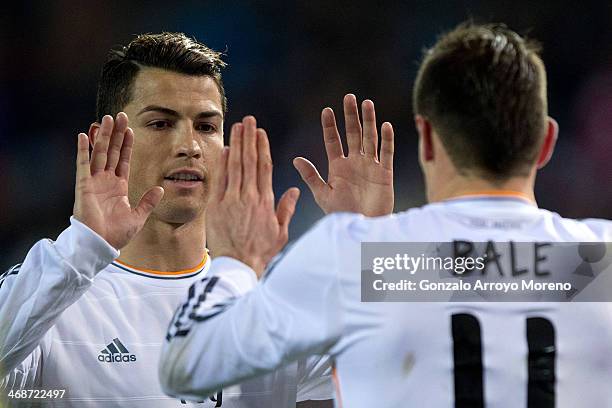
[1,0,611,268]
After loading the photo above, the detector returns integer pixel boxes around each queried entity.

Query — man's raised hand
[205,116,300,277]
[293,94,394,216]
[73,113,164,250]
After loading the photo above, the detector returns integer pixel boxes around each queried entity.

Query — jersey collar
[442,190,536,206]
[111,253,209,280]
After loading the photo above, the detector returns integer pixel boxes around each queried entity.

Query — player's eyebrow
[195,110,223,120]
[137,105,180,117]
[136,105,223,120]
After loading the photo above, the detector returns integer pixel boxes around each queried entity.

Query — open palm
[73,113,164,250]
[293,94,394,217]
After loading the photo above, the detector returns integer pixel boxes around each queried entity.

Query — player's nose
[175,127,202,159]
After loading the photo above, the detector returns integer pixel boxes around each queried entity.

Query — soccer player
[159,24,612,407]
[0,33,335,407]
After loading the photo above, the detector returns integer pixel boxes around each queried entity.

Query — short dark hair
[413,23,547,179]
[96,32,227,120]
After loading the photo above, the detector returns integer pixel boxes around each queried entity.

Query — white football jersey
[0,218,332,407]
[160,195,612,408]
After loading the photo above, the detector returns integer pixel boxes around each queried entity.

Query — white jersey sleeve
[159,216,344,400]
[0,217,118,379]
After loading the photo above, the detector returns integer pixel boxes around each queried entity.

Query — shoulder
[569,217,612,241]
[539,210,612,241]
[316,208,427,240]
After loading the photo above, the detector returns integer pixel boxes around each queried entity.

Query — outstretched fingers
[241,116,258,197]
[343,94,362,155]
[321,108,344,161]
[256,128,274,203]
[105,112,129,172]
[226,123,244,197]
[293,157,327,199]
[90,115,113,174]
[380,122,394,171]
[116,127,134,179]
[210,146,229,203]
[76,133,91,185]
[276,187,300,241]
[361,100,378,158]
[133,186,165,223]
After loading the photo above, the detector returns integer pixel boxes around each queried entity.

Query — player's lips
[163,168,204,188]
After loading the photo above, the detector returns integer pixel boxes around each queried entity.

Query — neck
[429,170,537,204]
[118,213,207,272]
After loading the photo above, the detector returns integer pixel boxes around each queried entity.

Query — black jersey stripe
[166,276,220,340]
[0,271,19,287]
[0,264,22,288]
[189,299,235,322]
[167,277,208,340]
[1,263,22,279]
[165,283,198,341]
[190,277,220,315]
[173,281,198,329]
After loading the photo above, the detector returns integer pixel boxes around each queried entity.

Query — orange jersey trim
[448,190,534,203]
[332,365,344,408]
[115,253,208,276]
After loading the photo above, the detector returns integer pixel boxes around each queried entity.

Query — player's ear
[536,117,559,169]
[88,122,101,148]
[415,114,434,163]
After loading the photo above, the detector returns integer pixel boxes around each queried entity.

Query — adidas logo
[97,338,137,363]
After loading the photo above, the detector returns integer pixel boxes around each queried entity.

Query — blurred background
[1,0,611,269]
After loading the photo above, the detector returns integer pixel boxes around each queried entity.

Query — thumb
[276,187,300,232]
[134,186,164,222]
[293,157,327,199]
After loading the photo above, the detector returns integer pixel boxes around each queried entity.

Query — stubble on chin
[155,188,209,225]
